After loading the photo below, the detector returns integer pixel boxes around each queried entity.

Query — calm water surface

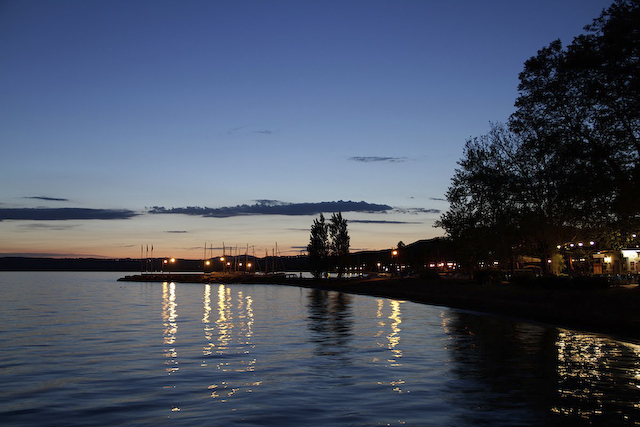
[0,272,638,426]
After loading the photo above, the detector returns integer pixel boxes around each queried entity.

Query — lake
[0,272,638,426]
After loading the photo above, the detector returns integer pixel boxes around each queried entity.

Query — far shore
[118,273,640,342]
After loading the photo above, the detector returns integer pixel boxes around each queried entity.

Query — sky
[0,0,614,259]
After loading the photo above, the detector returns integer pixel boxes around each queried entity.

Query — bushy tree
[436,123,527,271]
[511,0,639,250]
[438,0,640,273]
[308,213,329,278]
[329,212,350,278]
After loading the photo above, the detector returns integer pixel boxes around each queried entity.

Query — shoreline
[118,273,640,342]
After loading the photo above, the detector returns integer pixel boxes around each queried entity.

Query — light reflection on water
[553,329,640,424]
[1,272,639,426]
[162,282,178,376]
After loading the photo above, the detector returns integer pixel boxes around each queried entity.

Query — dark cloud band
[149,200,392,218]
[0,208,138,221]
[25,196,70,202]
[348,156,408,163]
[349,220,421,224]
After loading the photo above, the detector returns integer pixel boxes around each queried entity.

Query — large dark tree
[308,213,329,278]
[512,0,639,249]
[329,212,350,279]
[438,0,640,272]
[436,123,526,271]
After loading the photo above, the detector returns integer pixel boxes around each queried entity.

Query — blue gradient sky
[0,0,613,258]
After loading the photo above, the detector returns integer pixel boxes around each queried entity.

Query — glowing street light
[391,250,398,275]
[163,258,176,276]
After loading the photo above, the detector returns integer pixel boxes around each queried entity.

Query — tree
[437,0,640,274]
[329,212,350,279]
[511,0,640,247]
[435,123,528,271]
[307,213,329,278]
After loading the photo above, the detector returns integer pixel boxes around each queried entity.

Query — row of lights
[204,256,252,271]
[557,241,596,250]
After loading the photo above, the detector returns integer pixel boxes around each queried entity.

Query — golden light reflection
[203,284,213,358]
[216,285,232,353]
[207,284,257,401]
[375,298,406,394]
[162,282,178,374]
[203,284,211,324]
[388,300,403,364]
[551,329,640,421]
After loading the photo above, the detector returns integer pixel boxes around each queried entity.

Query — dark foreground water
[0,272,638,426]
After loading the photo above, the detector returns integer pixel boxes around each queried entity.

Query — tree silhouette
[308,213,329,278]
[329,212,350,279]
[438,0,640,273]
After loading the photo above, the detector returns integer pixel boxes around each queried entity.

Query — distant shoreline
[118,273,640,342]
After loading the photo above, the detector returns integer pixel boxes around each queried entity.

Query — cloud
[166,230,188,233]
[19,223,78,231]
[149,200,393,218]
[0,252,104,258]
[25,196,70,202]
[392,208,441,214]
[225,126,278,136]
[429,197,447,202]
[349,220,422,224]
[226,125,248,135]
[348,156,408,163]
[0,208,138,221]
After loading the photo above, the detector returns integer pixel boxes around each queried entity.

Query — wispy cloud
[25,196,70,202]
[226,125,248,135]
[349,219,422,224]
[225,126,278,136]
[392,208,441,214]
[166,230,188,233]
[0,252,105,258]
[429,197,447,202]
[348,156,408,163]
[19,223,78,231]
[0,208,138,221]
[149,200,393,218]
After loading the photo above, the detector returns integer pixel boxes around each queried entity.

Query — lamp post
[164,258,175,276]
[392,250,398,275]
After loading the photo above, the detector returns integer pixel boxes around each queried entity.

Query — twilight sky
[0,0,613,258]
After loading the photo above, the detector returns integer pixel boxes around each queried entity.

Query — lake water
[1,272,639,426]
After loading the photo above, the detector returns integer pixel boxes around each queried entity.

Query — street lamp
[164,258,175,276]
[391,250,398,275]
[220,257,225,273]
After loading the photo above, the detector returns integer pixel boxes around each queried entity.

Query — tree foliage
[307,213,329,278]
[438,0,640,271]
[329,212,350,278]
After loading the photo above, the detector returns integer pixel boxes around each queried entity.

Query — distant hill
[0,238,453,271]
